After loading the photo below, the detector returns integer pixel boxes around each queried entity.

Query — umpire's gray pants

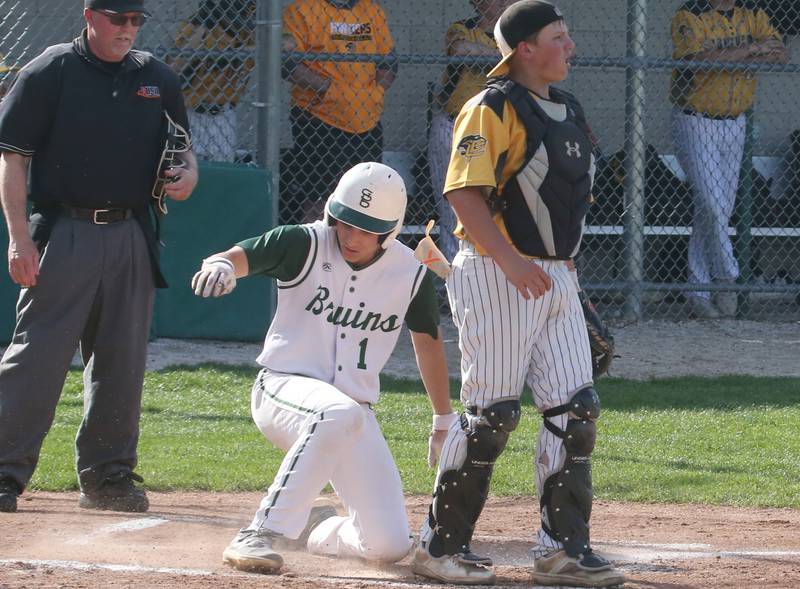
[0,215,155,492]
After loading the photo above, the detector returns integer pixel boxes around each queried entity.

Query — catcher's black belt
[60,204,133,225]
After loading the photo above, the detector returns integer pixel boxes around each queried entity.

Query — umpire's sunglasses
[94,10,148,27]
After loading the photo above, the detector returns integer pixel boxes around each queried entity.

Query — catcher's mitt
[578,290,616,377]
[151,110,191,215]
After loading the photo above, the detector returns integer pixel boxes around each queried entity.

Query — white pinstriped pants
[427,111,460,262]
[420,244,594,554]
[247,369,411,563]
[671,108,745,298]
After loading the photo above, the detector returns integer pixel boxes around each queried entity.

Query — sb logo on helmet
[457,135,487,161]
[359,187,373,208]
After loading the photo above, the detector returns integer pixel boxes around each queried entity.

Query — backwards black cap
[488,0,564,78]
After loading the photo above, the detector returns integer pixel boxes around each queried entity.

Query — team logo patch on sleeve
[457,135,487,161]
[136,85,161,99]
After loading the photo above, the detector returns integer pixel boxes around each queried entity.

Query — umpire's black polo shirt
[0,30,189,210]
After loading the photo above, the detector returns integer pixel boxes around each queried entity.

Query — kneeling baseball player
[192,162,454,573]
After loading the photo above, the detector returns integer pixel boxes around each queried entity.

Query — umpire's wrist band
[432,412,459,431]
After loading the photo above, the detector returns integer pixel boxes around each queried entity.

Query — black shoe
[458,548,493,567]
[79,471,149,513]
[0,477,20,513]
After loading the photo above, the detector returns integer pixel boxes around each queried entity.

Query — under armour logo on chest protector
[565,141,582,158]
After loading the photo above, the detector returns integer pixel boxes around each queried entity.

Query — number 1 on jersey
[357,338,368,370]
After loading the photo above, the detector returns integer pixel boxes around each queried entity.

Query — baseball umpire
[191,162,454,574]
[670,0,788,318]
[0,0,197,514]
[410,2,624,587]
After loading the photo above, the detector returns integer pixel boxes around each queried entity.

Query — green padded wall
[0,162,274,344]
[153,162,274,341]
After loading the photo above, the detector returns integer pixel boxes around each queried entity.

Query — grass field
[31,366,800,508]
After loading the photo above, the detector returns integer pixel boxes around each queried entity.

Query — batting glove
[427,412,459,469]
[191,256,237,298]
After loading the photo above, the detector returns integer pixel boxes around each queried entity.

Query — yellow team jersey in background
[284,0,394,133]
[174,17,254,109]
[440,18,497,118]
[670,1,781,117]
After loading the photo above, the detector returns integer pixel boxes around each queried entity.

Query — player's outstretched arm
[411,328,457,468]
[191,246,249,298]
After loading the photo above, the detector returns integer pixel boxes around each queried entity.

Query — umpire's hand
[163,164,197,201]
[8,235,39,288]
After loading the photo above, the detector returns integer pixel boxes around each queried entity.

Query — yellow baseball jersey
[445,89,581,256]
[284,0,394,134]
[670,1,781,117]
[174,15,255,109]
[440,17,497,118]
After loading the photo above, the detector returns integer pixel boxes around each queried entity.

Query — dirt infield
[2,492,799,589]
[1,323,798,587]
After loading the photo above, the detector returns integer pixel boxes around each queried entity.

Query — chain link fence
[1,0,799,321]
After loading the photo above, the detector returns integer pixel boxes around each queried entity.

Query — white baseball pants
[247,368,411,563]
[671,108,745,299]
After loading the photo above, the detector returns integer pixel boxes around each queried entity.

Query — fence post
[623,0,647,320]
[254,0,283,320]
[735,110,754,317]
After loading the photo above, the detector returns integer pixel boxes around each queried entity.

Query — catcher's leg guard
[427,400,521,557]
[540,386,600,558]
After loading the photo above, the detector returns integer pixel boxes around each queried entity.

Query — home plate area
[1,493,798,588]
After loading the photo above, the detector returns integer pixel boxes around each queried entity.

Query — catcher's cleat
[78,471,149,513]
[533,549,625,587]
[0,477,20,513]
[290,497,338,550]
[458,548,493,567]
[223,528,284,574]
[410,543,496,585]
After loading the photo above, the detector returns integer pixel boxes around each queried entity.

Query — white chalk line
[471,534,800,563]
[0,559,217,577]
[67,517,168,545]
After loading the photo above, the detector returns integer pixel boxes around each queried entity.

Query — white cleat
[222,528,284,574]
[533,549,625,587]
[410,544,496,585]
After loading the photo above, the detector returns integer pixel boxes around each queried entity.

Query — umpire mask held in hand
[325,162,407,249]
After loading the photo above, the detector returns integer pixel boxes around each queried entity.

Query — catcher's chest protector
[488,79,594,259]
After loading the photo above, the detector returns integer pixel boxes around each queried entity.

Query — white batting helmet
[324,162,407,249]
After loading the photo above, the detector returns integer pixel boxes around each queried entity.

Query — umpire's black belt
[61,204,133,225]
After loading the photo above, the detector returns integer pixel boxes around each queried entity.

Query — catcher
[191,162,454,574]
[410,2,624,587]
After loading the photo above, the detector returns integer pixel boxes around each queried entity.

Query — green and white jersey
[238,220,439,404]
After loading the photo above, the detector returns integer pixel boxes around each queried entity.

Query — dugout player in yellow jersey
[428,0,507,262]
[670,0,788,319]
[281,0,396,224]
[411,2,624,587]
